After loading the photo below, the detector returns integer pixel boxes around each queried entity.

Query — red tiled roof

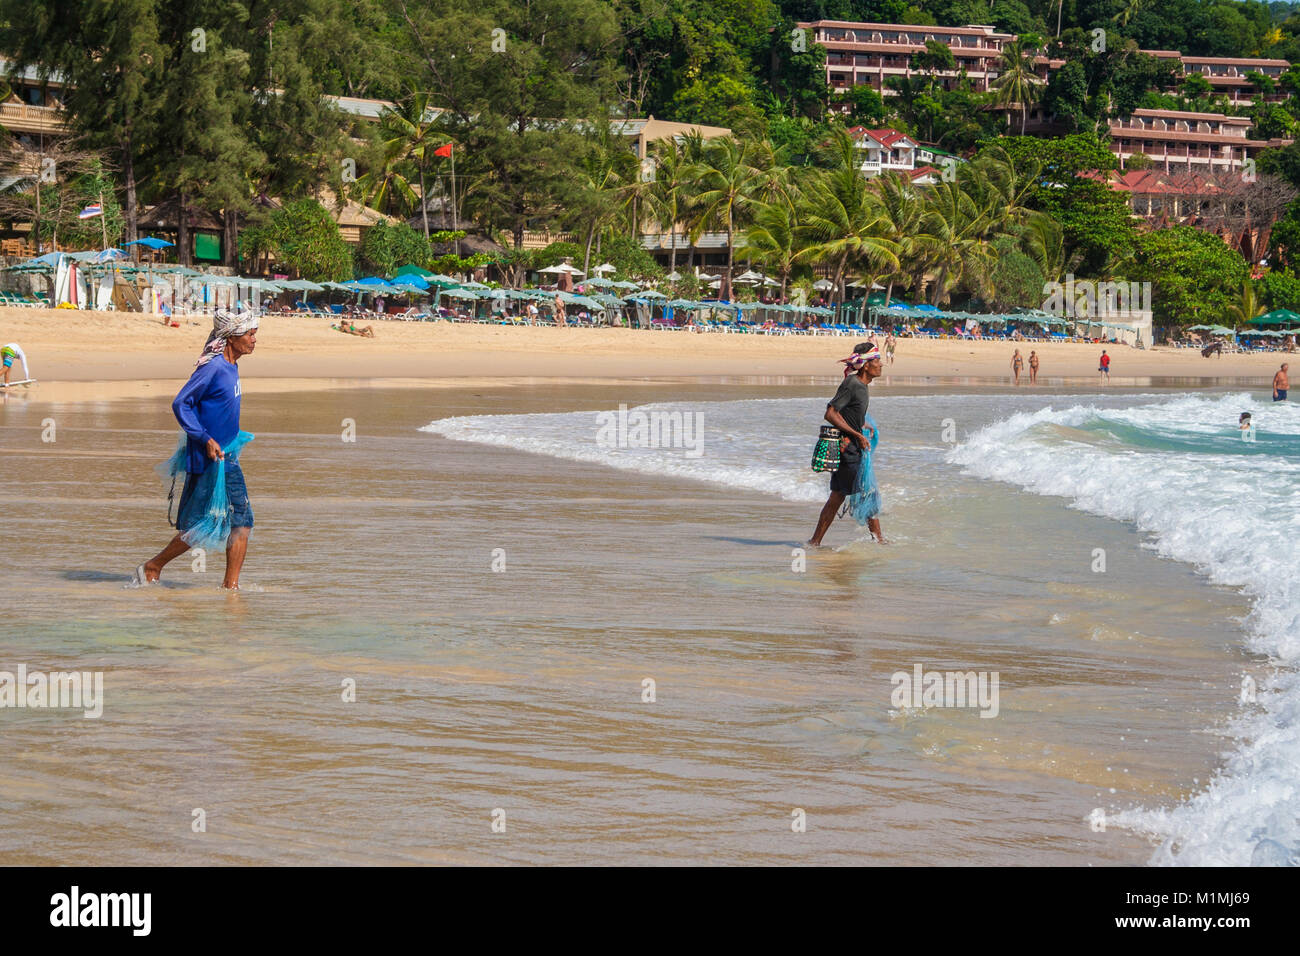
[908,165,938,180]
[868,128,911,147]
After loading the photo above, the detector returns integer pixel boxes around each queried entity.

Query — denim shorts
[176,460,254,531]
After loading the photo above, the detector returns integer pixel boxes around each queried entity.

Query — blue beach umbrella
[124,237,175,250]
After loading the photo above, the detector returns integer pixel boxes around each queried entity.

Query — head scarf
[841,348,880,373]
[196,309,258,367]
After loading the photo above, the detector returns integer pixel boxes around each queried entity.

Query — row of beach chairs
[0,290,47,308]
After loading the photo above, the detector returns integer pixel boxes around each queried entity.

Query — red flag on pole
[434,143,453,158]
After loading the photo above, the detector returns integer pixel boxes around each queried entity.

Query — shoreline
[1,306,1289,404]
[2,374,1281,406]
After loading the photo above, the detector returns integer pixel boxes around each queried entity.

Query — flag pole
[450,144,459,258]
[99,189,108,249]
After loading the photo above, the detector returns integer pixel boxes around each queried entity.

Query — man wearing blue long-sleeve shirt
[135,310,258,589]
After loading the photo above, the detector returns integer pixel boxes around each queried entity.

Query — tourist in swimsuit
[1,342,31,385]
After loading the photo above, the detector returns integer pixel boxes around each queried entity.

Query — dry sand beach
[0,305,1286,399]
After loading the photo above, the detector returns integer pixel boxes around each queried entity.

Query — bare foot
[142,561,162,583]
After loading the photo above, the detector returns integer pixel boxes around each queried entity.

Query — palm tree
[1019,214,1066,285]
[991,38,1043,135]
[573,130,634,278]
[870,171,930,304]
[688,137,763,301]
[1227,280,1264,329]
[645,137,690,277]
[356,90,443,237]
[1112,0,1147,27]
[916,179,992,306]
[797,128,900,300]
[737,198,803,300]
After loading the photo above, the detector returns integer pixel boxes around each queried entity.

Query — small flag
[79,203,103,220]
[434,143,453,158]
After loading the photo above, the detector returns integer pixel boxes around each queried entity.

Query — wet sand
[0,382,1255,865]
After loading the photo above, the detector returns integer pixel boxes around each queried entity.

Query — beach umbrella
[633,290,667,299]
[441,287,482,299]
[813,279,834,291]
[538,263,585,276]
[124,237,174,250]
[665,271,683,282]
[395,264,435,279]
[583,276,616,288]
[592,262,617,274]
[1250,308,1300,326]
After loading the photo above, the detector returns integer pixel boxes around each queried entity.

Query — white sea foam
[950,392,1300,865]
[422,391,1300,864]
[421,400,840,504]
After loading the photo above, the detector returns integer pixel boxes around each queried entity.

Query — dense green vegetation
[4,0,1300,329]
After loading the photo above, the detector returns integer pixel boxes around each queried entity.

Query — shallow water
[0,382,1263,864]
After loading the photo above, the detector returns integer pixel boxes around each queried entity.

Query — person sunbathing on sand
[333,320,374,338]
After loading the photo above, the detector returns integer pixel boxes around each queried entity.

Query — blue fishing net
[156,431,254,551]
[847,413,881,524]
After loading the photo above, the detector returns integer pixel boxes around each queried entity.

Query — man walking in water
[1099,349,1110,384]
[134,310,258,590]
[1274,363,1289,401]
[809,348,884,546]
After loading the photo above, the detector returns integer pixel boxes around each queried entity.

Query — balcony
[0,99,67,134]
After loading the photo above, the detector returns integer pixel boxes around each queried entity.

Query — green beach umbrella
[1250,309,1300,326]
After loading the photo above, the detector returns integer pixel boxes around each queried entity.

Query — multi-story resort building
[800,20,1294,169]
[1109,108,1289,173]
[802,21,1015,97]
[1143,51,1290,107]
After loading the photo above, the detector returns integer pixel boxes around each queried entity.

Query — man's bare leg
[223,527,250,589]
[808,492,845,547]
[144,533,191,582]
[867,516,885,543]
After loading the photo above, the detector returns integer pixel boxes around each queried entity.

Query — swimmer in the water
[1240,412,1256,442]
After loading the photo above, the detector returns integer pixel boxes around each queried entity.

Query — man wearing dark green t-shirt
[808,348,884,546]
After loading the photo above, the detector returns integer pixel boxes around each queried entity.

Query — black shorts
[830,454,860,495]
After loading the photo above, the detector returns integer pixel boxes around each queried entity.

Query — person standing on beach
[1,342,32,384]
[1011,349,1024,386]
[1028,350,1039,385]
[809,349,884,547]
[885,333,896,365]
[134,310,258,590]
[1274,363,1289,401]
[1099,349,1110,383]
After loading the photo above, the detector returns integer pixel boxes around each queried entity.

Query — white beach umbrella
[665,271,683,281]
[813,279,834,291]
[593,263,617,274]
